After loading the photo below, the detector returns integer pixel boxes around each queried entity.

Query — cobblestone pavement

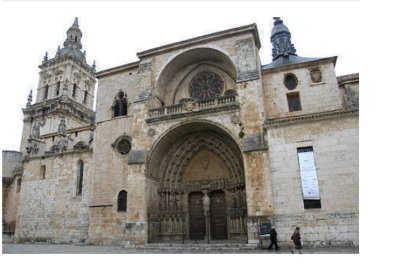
[2,243,359,254]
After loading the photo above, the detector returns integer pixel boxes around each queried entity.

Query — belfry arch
[146,121,247,243]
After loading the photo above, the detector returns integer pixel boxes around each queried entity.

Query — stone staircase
[125,242,259,252]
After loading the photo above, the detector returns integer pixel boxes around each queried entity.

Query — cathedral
[2,17,359,248]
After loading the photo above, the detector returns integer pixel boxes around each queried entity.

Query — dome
[271,17,291,41]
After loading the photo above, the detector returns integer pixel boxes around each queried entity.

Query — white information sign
[297,151,320,200]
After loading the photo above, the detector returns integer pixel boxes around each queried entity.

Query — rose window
[116,139,131,155]
[189,71,224,100]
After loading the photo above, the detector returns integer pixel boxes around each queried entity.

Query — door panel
[188,192,205,240]
[210,190,227,240]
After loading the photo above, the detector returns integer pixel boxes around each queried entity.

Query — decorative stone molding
[148,128,156,137]
[309,67,322,83]
[182,99,198,111]
[231,114,240,125]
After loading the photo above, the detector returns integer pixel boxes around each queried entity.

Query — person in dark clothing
[291,226,302,254]
[267,225,279,250]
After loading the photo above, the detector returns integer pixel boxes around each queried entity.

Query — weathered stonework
[4,18,358,248]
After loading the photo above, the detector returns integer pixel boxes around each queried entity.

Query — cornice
[337,73,359,85]
[22,148,92,162]
[23,96,95,124]
[96,61,140,79]
[137,23,261,59]
[261,56,337,75]
[39,54,96,76]
[263,109,359,129]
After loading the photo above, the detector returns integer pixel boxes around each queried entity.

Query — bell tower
[21,18,96,155]
[34,17,96,108]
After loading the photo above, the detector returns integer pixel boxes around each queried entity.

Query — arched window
[43,85,49,100]
[76,160,84,196]
[113,91,128,117]
[72,83,77,98]
[83,90,88,104]
[56,81,60,96]
[189,71,224,100]
[117,190,127,212]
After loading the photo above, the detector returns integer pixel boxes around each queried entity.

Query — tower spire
[271,17,297,61]
[26,89,33,107]
[63,17,83,50]
[72,17,79,28]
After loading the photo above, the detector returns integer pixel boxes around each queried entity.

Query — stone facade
[3,17,358,247]
[2,151,23,235]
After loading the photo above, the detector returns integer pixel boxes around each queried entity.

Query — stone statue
[203,193,210,216]
[26,139,39,155]
[58,118,66,136]
[54,138,68,153]
[175,193,181,211]
[88,132,94,145]
[31,121,40,139]
[231,193,237,208]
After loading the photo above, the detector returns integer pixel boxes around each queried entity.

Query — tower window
[56,81,60,96]
[43,85,49,100]
[16,178,22,193]
[40,165,46,179]
[83,90,88,104]
[113,91,128,117]
[117,190,127,212]
[284,73,298,90]
[72,84,77,98]
[287,92,302,112]
[303,199,322,209]
[76,160,84,196]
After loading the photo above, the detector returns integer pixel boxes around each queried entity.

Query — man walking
[267,225,279,250]
[291,227,303,254]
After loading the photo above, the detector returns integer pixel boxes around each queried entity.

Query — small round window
[284,74,298,90]
[116,139,131,155]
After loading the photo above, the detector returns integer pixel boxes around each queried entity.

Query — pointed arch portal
[147,122,247,243]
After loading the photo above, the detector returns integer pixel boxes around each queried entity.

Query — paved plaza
[2,243,359,254]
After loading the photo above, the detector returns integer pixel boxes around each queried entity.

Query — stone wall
[261,61,342,119]
[3,178,21,233]
[266,114,359,247]
[2,151,23,234]
[2,151,22,178]
[15,151,92,243]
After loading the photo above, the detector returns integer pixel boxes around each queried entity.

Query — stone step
[127,243,258,251]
